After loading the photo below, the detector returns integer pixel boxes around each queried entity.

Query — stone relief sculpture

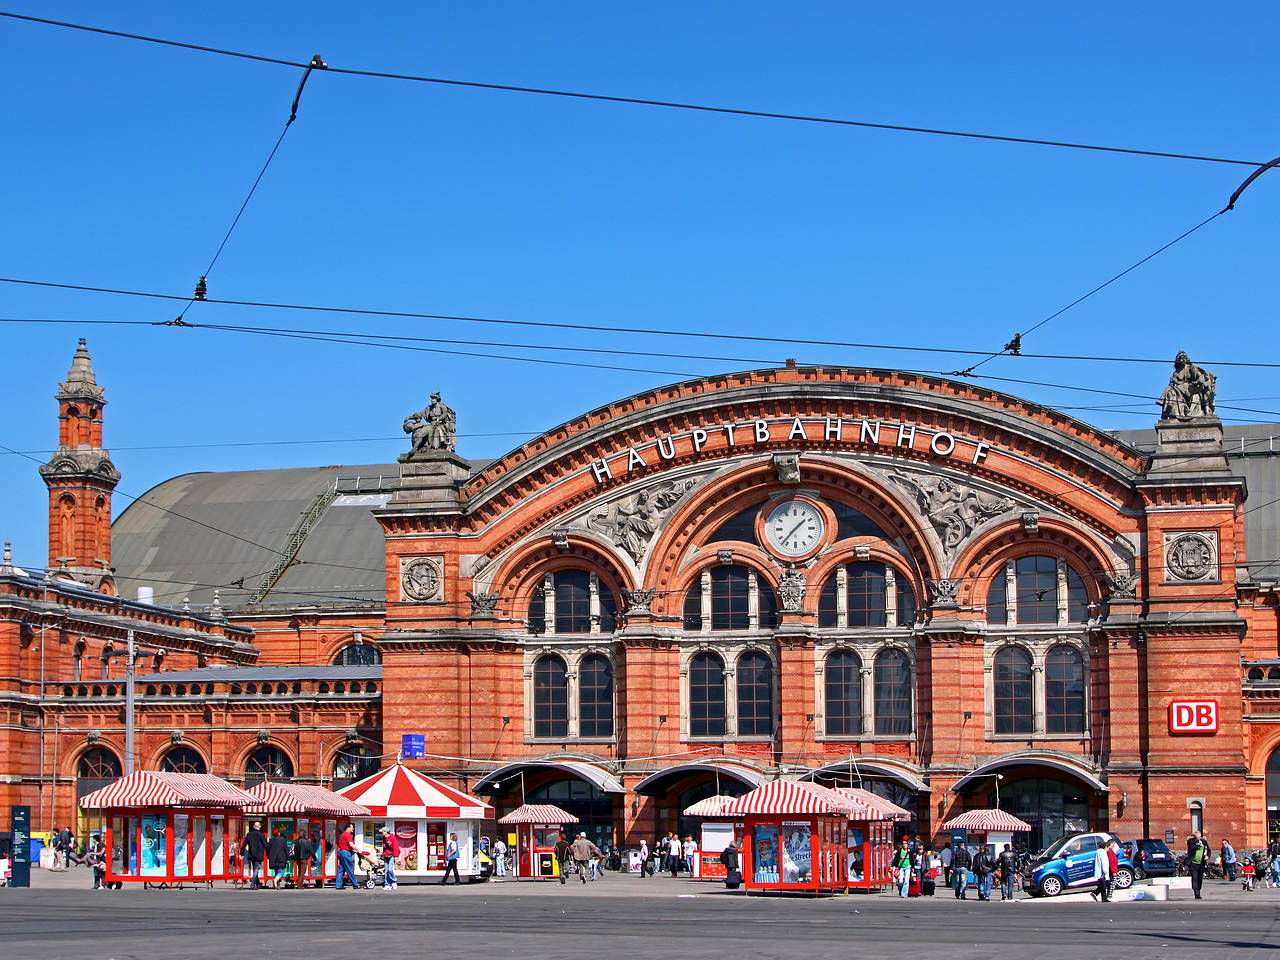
[1105,571,1139,601]
[777,564,806,612]
[888,470,1014,555]
[588,478,697,564]
[927,578,961,606]
[403,392,457,454]
[1158,352,1216,421]
[466,591,499,618]
[622,587,656,616]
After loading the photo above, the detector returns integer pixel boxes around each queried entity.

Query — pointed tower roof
[56,338,105,404]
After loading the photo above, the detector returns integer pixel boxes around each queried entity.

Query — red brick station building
[4,342,1280,854]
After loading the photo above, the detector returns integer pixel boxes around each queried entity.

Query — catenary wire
[0,9,1267,169]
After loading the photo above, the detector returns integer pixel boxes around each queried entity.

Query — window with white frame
[818,562,917,628]
[528,570,619,634]
[986,555,1090,625]
[524,647,617,741]
[682,565,779,632]
[984,640,1088,738]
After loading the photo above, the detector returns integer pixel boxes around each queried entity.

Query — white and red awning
[722,780,858,817]
[941,809,1033,832]
[246,781,370,818]
[335,764,493,819]
[498,803,579,825]
[829,786,912,821]
[79,771,256,809]
[682,795,738,818]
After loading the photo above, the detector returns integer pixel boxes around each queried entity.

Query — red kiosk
[79,770,257,887]
[722,781,856,894]
[497,804,578,879]
[244,781,370,887]
[829,786,910,890]
[682,795,741,880]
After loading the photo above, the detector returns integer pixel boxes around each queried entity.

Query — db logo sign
[1169,700,1219,734]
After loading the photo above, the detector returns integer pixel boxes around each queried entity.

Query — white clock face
[764,500,825,557]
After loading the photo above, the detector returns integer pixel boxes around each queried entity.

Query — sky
[1,1,1277,572]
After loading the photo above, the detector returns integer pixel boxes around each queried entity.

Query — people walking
[1221,839,1237,882]
[554,833,572,885]
[493,837,507,878]
[940,842,953,887]
[997,843,1017,901]
[241,820,267,889]
[85,834,106,889]
[893,839,913,898]
[380,828,400,889]
[441,832,461,884]
[638,839,652,877]
[1186,831,1209,900]
[682,836,697,877]
[972,846,995,901]
[570,832,598,884]
[267,827,290,888]
[1091,840,1112,902]
[667,834,681,878]
[334,821,360,891]
[951,842,971,899]
[293,831,314,888]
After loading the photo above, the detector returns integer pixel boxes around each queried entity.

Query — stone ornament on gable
[1105,571,1139,601]
[1158,352,1217,421]
[551,529,570,550]
[774,453,801,484]
[87,729,101,746]
[888,470,1014,556]
[400,556,445,602]
[587,477,698,564]
[256,729,271,745]
[927,578,961,606]
[170,730,185,745]
[467,591,499,618]
[778,564,807,612]
[1022,512,1040,534]
[402,391,457,456]
[1166,532,1217,582]
[717,548,735,565]
[623,587,657,616]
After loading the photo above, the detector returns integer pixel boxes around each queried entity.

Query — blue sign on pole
[401,734,425,758]
[10,805,31,888]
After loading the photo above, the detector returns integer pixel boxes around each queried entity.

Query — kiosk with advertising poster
[828,787,911,891]
[497,804,578,879]
[244,781,370,887]
[336,763,494,883]
[79,770,256,887]
[941,808,1032,887]
[681,795,742,880]
[722,781,856,895]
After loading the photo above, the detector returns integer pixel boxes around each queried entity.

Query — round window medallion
[402,557,442,601]
[1168,534,1214,581]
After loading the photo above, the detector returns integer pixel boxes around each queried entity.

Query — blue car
[1023,832,1135,897]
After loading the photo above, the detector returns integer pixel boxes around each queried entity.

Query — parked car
[1023,832,1135,897]
[1123,838,1177,878]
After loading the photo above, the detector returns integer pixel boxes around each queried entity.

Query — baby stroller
[357,850,385,889]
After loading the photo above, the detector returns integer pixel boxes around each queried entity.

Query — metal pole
[39,573,48,832]
[125,629,135,775]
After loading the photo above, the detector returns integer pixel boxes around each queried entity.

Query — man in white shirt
[493,838,507,878]
[940,843,953,887]
[682,836,697,877]
[667,835,681,877]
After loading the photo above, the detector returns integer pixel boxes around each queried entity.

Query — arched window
[527,570,619,634]
[824,650,863,736]
[993,647,1034,734]
[1065,567,1089,622]
[848,562,888,627]
[76,747,122,801]
[689,652,726,737]
[873,649,912,736]
[1046,645,1086,733]
[736,652,773,736]
[244,746,293,787]
[333,745,381,788]
[533,654,569,738]
[986,571,1008,624]
[1015,555,1058,623]
[332,643,381,666]
[683,565,778,631]
[160,747,207,774]
[818,563,916,628]
[579,654,614,738]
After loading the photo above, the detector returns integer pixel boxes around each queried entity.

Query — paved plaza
[3,867,1278,960]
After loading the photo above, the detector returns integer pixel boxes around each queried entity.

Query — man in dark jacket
[293,833,315,888]
[554,833,572,885]
[997,844,1018,901]
[266,828,290,888]
[1186,831,1209,900]
[241,821,268,889]
[972,846,995,901]
[951,843,972,899]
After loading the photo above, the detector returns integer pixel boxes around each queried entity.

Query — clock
[763,499,825,558]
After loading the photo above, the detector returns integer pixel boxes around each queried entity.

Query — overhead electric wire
[1,9,1267,169]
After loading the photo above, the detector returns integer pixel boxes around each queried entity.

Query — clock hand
[781,518,807,544]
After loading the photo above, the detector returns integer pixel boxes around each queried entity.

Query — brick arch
[952,517,1114,608]
[493,535,634,623]
[805,543,925,618]
[63,739,124,779]
[646,459,939,616]
[149,741,211,772]
[233,738,297,778]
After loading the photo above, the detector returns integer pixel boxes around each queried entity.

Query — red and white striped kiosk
[497,804,578,880]
[723,781,856,894]
[79,770,256,887]
[244,781,370,887]
[940,808,1032,866]
[336,764,494,883]
[682,795,742,880]
[829,786,911,891]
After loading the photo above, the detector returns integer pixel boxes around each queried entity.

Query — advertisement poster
[753,823,779,883]
[173,814,189,877]
[782,822,812,884]
[270,818,296,860]
[426,822,445,870]
[210,816,225,876]
[848,828,864,882]
[395,821,419,872]
[140,814,166,876]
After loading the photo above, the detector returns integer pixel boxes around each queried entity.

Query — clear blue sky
[1,1,1277,571]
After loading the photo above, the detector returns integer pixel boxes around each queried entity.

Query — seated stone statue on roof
[403,392,457,455]
[1158,351,1216,421]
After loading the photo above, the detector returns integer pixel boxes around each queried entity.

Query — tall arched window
[818,563,916,628]
[245,746,293,786]
[848,562,887,627]
[689,652,726,737]
[579,654,614,738]
[682,565,778,631]
[1046,645,1086,733]
[527,570,619,634]
[332,643,382,666]
[76,747,122,801]
[1015,555,1058,623]
[58,495,75,559]
[993,647,1034,734]
[736,652,773,736]
[873,649,912,736]
[160,747,207,774]
[824,650,863,736]
[533,654,569,737]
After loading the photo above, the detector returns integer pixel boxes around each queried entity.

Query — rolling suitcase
[725,869,742,890]
[909,874,921,896]
[922,877,935,896]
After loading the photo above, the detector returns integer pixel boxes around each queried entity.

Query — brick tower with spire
[38,339,121,592]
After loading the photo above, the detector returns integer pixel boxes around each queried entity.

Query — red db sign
[1169,700,1219,734]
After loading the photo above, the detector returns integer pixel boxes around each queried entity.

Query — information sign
[401,734,426,758]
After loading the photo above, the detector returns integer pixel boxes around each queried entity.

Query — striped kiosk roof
[829,786,912,821]
[682,795,738,817]
[79,771,256,809]
[940,808,1033,832]
[335,764,494,819]
[722,780,859,817]
[246,781,370,817]
[497,803,579,825]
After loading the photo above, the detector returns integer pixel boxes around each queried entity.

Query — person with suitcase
[722,841,741,889]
